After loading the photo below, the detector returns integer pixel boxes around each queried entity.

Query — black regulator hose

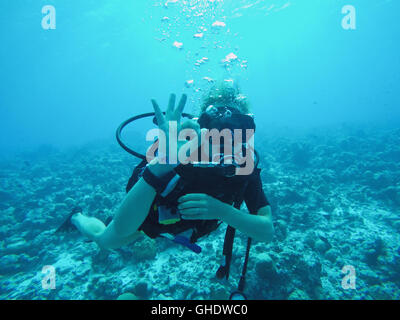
[116,112,195,160]
[116,112,259,167]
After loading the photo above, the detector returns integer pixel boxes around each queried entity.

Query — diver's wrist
[142,164,177,195]
[217,203,236,221]
[147,158,175,177]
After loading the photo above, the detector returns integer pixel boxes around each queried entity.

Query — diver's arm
[95,94,191,249]
[178,194,274,243]
[73,93,189,250]
[219,205,274,243]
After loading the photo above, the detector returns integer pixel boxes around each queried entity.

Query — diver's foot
[55,206,83,233]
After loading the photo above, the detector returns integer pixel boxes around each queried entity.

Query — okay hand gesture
[151,93,203,165]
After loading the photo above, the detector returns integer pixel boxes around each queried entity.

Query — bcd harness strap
[215,178,253,293]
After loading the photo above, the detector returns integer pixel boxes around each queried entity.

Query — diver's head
[196,80,257,175]
[197,80,254,132]
[200,80,250,115]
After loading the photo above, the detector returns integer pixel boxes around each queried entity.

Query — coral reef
[0,125,399,300]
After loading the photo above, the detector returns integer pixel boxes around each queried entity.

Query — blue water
[1,0,399,153]
[0,0,399,300]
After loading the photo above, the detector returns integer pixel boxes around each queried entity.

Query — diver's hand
[177,193,231,220]
[151,93,201,164]
[151,93,187,133]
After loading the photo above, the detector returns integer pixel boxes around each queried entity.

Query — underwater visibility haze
[0,0,399,300]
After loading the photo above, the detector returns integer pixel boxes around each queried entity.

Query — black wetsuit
[126,160,270,242]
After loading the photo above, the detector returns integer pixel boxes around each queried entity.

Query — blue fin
[172,235,202,254]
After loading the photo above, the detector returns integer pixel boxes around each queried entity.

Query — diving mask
[197,105,255,132]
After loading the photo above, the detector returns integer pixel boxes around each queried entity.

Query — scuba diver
[57,82,274,299]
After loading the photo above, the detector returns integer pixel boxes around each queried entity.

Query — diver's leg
[70,160,174,249]
[71,213,143,247]
[71,213,106,241]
